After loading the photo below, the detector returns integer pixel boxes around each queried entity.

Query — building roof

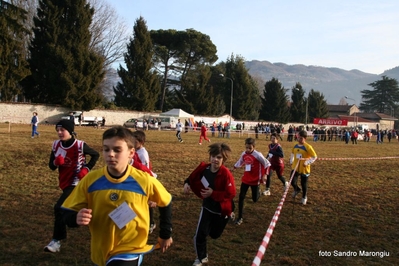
[356,112,397,121]
[327,104,353,112]
[328,115,374,123]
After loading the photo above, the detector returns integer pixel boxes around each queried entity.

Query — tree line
[2,0,398,124]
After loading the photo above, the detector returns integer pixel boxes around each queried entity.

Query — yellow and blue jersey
[291,142,317,174]
[62,165,172,266]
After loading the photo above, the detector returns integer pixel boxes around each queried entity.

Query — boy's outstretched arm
[158,203,173,252]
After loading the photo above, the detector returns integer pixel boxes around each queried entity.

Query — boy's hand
[54,155,65,166]
[183,183,191,194]
[77,167,89,179]
[148,200,157,208]
[261,175,267,184]
[77,208,92,226]
[157,237,173,253]
[200,187,213,198]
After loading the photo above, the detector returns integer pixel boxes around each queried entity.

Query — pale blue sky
[110,0,399,74]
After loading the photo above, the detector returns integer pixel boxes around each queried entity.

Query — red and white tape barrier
[251,160,300,266]
[251,155,399,265]
[317,156,399,160]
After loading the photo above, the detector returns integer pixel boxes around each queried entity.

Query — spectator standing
[101,117,105,129]
[44,119,99,253]
[211,122,216,137]
[93,117,99,129]
[387,130,392,142]
[78,112,83,126]
[351,130,359,144]
[344,130,350,144]
[265,124,271,140]
[376,130,382,144]
[254,124,259,139]
[68,112,75,125]
[287,125,294,142]
[185,119,189,133]
[225,123,231,138]
[217,122,223,138]
[276,126,283,141]
[31,112,40,138]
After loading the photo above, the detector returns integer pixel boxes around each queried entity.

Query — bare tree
[88,0,129,68]
[15,0,129,68]
[14,0,37,55]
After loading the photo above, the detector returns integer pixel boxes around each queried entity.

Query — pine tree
[150,29,218,112]
[114,16,160,111]
[290,83,306,123]
[360,76,399,113]
[308,89,329,122]
[259,77,290,123]
[24,0,104,110]
[173,64,223,115]
[223,54,260,120]
[0,0,30,101]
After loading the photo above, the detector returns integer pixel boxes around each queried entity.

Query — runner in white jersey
[176,119,183,142]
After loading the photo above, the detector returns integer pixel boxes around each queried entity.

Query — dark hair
[245,137,256,146]
[132,130,146,144]
[208,143,231,163]
[103,126,135,149]
[271,132,278,138]
[298,130,307,138]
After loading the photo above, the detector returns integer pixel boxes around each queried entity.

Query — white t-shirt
[176,122,183,132]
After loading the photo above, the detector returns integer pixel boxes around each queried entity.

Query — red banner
[313,118,348,126]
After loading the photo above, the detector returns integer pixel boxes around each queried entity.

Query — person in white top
[31,112,40,138]
[176,119,183,142]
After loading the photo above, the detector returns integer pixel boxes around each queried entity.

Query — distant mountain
[105,62,399,105]
[245,60,399,105]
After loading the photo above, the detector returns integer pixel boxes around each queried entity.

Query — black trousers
[266,171,286,189]
[237,183,260,219]
[176,131,182,141]
[193,207,229,261]
[53,186,74,240]
[290,171,310,198]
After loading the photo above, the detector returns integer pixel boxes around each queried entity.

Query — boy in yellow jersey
[62,126,173,266]
[290,130,317,205]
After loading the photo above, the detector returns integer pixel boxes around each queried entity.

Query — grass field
[0,124,398,266]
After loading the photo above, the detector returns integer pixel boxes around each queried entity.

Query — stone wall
[0,103,159,126]
[1,102,388,130]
